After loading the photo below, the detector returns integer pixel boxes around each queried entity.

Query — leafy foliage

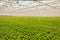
[0,16,60,40]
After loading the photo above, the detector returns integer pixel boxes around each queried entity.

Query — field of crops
[0,16,60,40]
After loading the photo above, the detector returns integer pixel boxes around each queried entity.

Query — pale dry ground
[0,4,60,17]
